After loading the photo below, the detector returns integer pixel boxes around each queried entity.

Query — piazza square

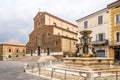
[0,0,120,80]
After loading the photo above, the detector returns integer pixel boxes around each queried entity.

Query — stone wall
[26,12,77,56]
[0,45,3,60]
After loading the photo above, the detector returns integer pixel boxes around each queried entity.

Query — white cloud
[5,38,19,43]
[0,0,117,43]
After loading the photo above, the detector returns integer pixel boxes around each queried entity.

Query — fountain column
[86,72,94,80]
[79,38,83,56]
[78,30,96,57]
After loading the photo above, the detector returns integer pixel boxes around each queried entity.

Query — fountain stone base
[62,57,115,80]
[61,30,116,80]
[63,57,114,67]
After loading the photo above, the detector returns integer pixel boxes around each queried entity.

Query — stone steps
[11,56,40,62]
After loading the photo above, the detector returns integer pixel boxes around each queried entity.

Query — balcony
[92,40,108,46]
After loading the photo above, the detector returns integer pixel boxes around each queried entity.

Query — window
[96,50,105,57]
[38,22,40,25]
[99,34,104,41]
[58,33,60,35]
[16,49,19,53]
[84,21,88,29]
[98,15,103,25]
[38,22,41,27]
[55,41,58,46]
[116,32,120,42]
[96,33,105,41]
[47,33,50,36]
[74,42,76,45]
[67,27,69,30]
[53,22,57,26]
[116,14,120,25]
[22,49,25,53]
[8,49,12,53]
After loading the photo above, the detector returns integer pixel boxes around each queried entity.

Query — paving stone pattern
[0,61,50,80]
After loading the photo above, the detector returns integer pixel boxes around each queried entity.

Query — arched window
[8,49,12,53]
[67,27,69,30]
[38,22,40,25]
[16,49,19,53]
[74,42,76,45]
[47,33,50,36]
[58,33,60,35]
[53,22,57,26]
[22,49,25,53]
[42,32,46,43]
[55,41,58,46]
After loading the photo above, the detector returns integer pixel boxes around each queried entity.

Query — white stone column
[89,45,93,55]
[80,45,83,55]
[86,72,94,80]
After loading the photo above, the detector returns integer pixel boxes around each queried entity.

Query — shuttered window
[116,14,120,24]
[98,15,103,25]
[96,33,105,41]
[116,32,120,42]
[96,50,105,57]
[84,21,88,29]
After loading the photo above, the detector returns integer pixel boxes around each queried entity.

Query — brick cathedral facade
[26,12,77,56]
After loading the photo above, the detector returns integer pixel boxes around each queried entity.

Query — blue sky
[0,0,117,44]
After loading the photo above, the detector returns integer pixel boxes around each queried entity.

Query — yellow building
[108,0,120,62]
[0,43,26,60]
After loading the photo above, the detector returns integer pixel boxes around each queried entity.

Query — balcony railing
[92,40,108,45]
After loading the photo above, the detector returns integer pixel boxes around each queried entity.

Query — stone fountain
[77,30,96,57]
[27,30,120,80]
[63,30,114,67]
[62,30,117,80]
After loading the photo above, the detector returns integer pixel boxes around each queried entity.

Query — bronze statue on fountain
[75,30,96,57]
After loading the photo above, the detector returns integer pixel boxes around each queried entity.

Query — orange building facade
[0,43,26,60]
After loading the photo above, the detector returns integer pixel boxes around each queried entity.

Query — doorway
[114,50,120,62]
[47,47,50,55]
[96,50,105,57]
[38,46,41,56]
[31,50,33,56]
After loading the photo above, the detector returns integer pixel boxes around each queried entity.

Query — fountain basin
[63,57,114,67]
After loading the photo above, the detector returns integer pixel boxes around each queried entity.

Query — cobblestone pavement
[0,61,50,80]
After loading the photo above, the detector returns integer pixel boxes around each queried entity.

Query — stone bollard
[24,63,28,72]
[86,72,94,80]
[50,60,52,66]
[80,71,96,80]
[110,60,114,67]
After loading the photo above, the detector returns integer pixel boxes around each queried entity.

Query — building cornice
[61,36,78,41]
[107,0,120,8]
[46,25,77,35]
[34,12,77,28]
[0,43,26,47]
[76,8,107,22]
